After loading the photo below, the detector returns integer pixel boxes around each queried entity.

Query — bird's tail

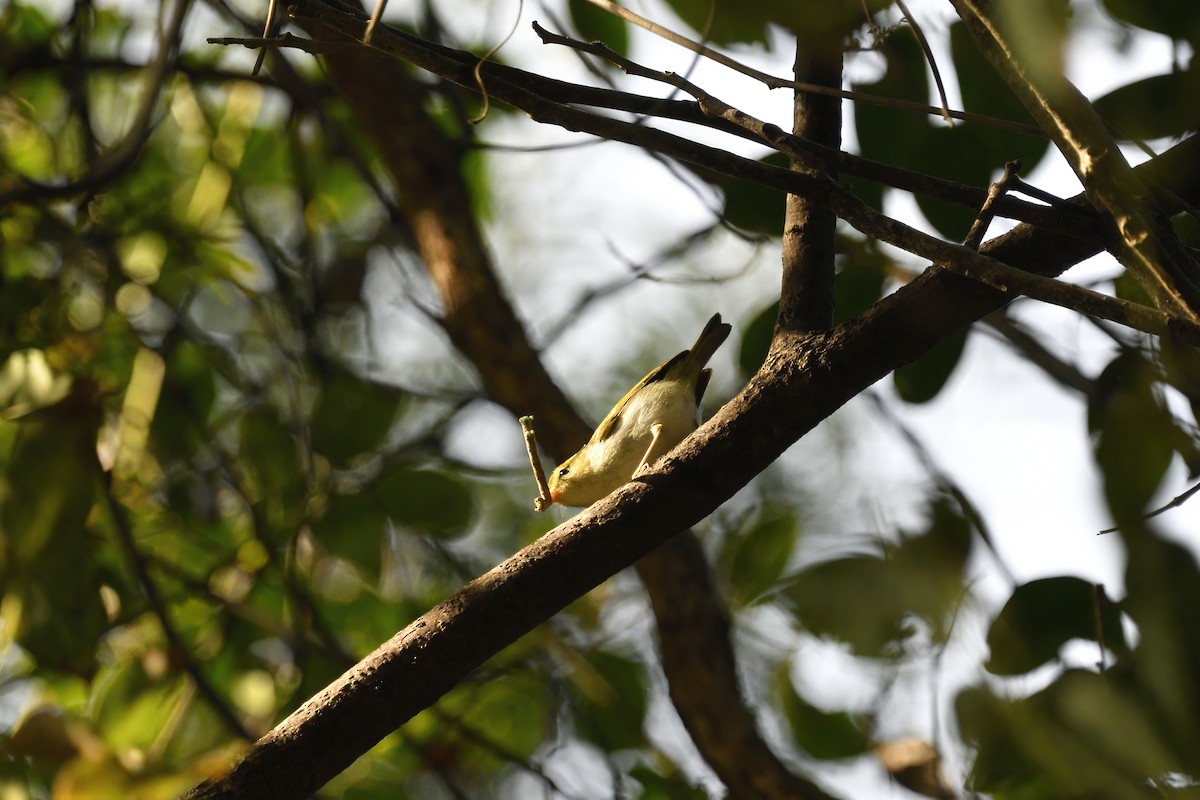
[688,313,732,369]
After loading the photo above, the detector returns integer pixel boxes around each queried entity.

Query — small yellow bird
[548,313,732,507]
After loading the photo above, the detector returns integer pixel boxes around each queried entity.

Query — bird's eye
[558,467,569,478]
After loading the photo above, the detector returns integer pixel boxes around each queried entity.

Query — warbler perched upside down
[548,313,732,507]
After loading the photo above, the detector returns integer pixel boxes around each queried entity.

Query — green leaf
[0,390,106,676]
[785,498,971,654]
[725,514,797,605]
[570,649,648,751]
[952,23,1034,129]
[720,153,789,235]
[893,498,972,637]
[311,493,386,579]
[1113,270,1153,306]
[893,329,968,404]
[777,665,869,760]
[1093,68,1200,141]
[1100,0,1200,45]
[855,33,931,190]
[992,0,1071,91]
[631,765,708,800]
[657,0,771,46]
[239,407,305,532]
[1159,336,1200,452]
[455,671,549,764]
[949,21,1052,174]
[784,555,906,656]
[310,369,402,464]
[660,0,890,47]
[738,301,777,375]
[0,2,59,47]
[955,685,1041,794]
[568,0,629,57]
[857,23,1053,241]
[1089,353,1176,521]
[150,341,216,461]
[914,127,1003,241]
[373,468,474,539]
[91,658,180,752]
[1123,536,1200,762]
[985,577,1127,676]
[833,239,889,325]
[959,670,1185,797]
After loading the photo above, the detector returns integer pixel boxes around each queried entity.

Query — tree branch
[637,535,834,799]
[950,0,1200,321]
[182,128,1200,800]
[273,1,1200,346]
[778,47,842,333]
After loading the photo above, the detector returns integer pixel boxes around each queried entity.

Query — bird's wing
[591,351,686,444]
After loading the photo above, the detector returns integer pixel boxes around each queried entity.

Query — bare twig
[206,33,359,55]
[253,0,278,74]
[981,310,1094,394]
[468,0,524,124]
[1092,582,1109,674]
[1099,478,1200,534]
[208,24,1085,234]
[364,0,388,44]
[964,160,1022,250]
[521,416,553,511]
[897,0,954,127]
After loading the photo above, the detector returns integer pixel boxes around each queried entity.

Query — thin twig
[364,0,388,44]
[522,416,553,511]
[469,0,524,124]
[1010,175,1072,207]
[981,310,1094,394]
[252,0,278,75]
[1092,582,1109,674]
[1098,477,1200,534]
[897,0,953,127]
[210,25,1084,234]
[964,160,1022,250]
[207,33,359,55]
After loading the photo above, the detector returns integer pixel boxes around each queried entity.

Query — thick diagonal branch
[293,8,822,799]
[182,123,1200,800]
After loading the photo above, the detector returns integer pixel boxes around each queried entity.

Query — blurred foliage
[0,1,1198,799]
